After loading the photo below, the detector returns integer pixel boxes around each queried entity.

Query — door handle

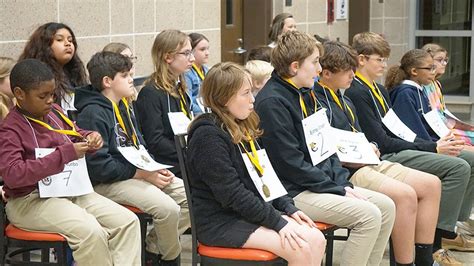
[232,38,247,54]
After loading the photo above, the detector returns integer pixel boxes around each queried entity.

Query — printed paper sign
[423,110,450,138]
[382,109,417,142]
[331,128,380,165]
[302,109,337,165]
[168,112,192,135]
[241,149,288,202]
[36,148,93,198]
[118,145,172,171]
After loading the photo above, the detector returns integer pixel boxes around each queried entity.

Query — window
[412,0,473,97]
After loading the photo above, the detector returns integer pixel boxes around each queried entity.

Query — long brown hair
[19,22,87,104]
[146,30,189,98]
[268,13,293,43]
[385,49,431,90]
[200,62,262,144]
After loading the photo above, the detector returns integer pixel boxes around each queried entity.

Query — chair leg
[139,214,148,266]
[325,230,334,266]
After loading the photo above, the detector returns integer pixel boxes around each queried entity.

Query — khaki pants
[294,187,395,266]
[350,161,410,191]
[94,178,190,260]
[6,191,141,266]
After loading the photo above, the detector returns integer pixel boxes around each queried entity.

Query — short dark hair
[10,59,54,93]
[247,46,272,62]
[87,51,132,91]
[320,41,358,73]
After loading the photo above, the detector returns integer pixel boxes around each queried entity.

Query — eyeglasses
[417,65,437,73]
[364,55,389,64]
[434,57,449,65]
[176,50,195,59]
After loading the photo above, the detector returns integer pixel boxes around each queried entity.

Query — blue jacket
[185,65,208,114]
[389,81,438,141]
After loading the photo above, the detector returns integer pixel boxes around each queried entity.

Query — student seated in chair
[0,59,141,265]
[187,62,326,266]
[75,51,189,266]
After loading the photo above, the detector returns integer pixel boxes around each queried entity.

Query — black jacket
[255,72,352,197]
[75,85,146,184]
[313,82,362,132]
[187,114,297,245]
[344,78,436,155]
[135,82,191,176]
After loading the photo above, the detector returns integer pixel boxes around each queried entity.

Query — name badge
[36,148,94,198]
[168,112,192,135]
[423,110,450,138]
[302,109,337,166]
[331,128,380,165]
[117,145,172,171]
[382,109,417,142]
[241,149,288,202]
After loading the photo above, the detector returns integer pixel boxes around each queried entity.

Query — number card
[168,112,192,135]
[118,145,172,171]
[241,149,288,202]
[382,109,417,142]
[36,148,94,198]
[423,110,450,138]
[302,109,337,166]
[331,128,380,165]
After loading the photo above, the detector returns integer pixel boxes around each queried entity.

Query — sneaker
[442,234,474,252]
[456,220,474,236]
[432,249,463,266]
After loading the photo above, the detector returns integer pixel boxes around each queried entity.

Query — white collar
[402,80,423,91]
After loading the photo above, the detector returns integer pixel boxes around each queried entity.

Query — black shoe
[145,251,161,266]
[159,254,180,266]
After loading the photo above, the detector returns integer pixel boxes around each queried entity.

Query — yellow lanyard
[23,106,84,140]
[319,82,357,131]
[433,80,446,111]
[240,134,264,177]
[178,90,192,119]
[284,78,317,118]
[192,63,205,81]
[355,72,387,113]
[111,99,138,147]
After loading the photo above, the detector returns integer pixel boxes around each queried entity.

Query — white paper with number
[168,112,192,135]
[382,109,417,142]
[302,109,337,166]
[36,148,93,198]
[331,128,380,165]
[423,110,450,138]
[241,149,287,202]
[117,145,172,171]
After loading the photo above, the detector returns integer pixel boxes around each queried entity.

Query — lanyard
[319,81,357,132]
[433,80,446,111]
[355,72,387,113]
[111,99,138,148]
[178,90,192,119]
[284,78,317,118]
[240,134,264,177]
[192,63,205,81]
[22,106,84,140]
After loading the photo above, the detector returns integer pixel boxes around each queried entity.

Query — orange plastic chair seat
[5,224,66,242]
[198,244,278,261]
[315,222,335,231]
[122,204,145,214]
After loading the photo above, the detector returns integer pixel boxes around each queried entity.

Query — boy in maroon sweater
[0,59,141,265]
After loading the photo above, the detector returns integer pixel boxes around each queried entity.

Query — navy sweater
[389,81,439,141]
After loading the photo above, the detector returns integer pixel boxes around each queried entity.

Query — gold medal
[262,184,271,198]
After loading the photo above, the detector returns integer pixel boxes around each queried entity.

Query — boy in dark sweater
[75,52,189,266]
[0,59,141,265]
